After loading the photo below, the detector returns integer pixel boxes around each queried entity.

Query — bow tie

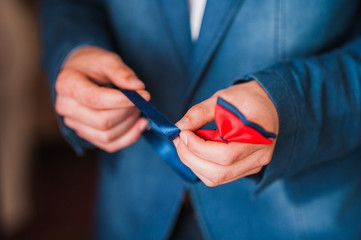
[120,89,276,182]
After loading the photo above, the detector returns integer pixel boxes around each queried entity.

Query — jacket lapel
[156,0,246,110]
[156,0,192,72]
[186,0,245,105]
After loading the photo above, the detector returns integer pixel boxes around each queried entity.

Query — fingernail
[173,137,180,147]
[176,117,189,130]
[140,91,151,101]
[129,76,145,87]
[139,119,149,131]
[180,132,188,145]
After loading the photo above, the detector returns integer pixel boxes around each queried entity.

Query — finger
[65,47,145,90]
[175,97,216,131]
[178,130,262,166]
[56,69,150,109]
[56,95,139,130]
[176,139,240,185]
[79,118,149,153]
[176,139,265,186]
[64,111,141,144]
[209,166,263,186]
[196,166,263,187]
[98,54,146,90]
[211,148,272,185]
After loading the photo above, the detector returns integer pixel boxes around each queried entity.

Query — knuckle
[57,69,83,99]
[99,132,114,143]
[97,118,112,130]
[204,180,218,187]
[253,167,262,174]
[220,150,236,166]
[191,104,207,115]
[63,118,71,127]
[103,144,119,153]
[259,155,272,166]
[55,79,62,94]
[56,70,72,93]
[75,130,85,139]
[186,104,207,122]
[104,146,117,153]
[55,99,64,115]
[209,169,227,184]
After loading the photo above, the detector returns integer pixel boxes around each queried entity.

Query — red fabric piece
[195,105,273,145]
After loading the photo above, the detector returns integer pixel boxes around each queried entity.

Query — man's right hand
[55,46,150,152]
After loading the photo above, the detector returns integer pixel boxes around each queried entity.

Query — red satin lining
[195,105,273,145]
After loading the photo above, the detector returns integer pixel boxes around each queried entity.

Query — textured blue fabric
[41,0,361,239]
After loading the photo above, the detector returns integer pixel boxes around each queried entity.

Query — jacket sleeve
[40,0,116,154]
[242,37,361,194]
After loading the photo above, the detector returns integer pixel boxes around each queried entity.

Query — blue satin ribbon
[120,89,199,182]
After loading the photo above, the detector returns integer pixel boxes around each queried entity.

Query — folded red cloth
[195,98,276,144]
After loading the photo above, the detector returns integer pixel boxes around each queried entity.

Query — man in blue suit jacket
[41,0,361,239]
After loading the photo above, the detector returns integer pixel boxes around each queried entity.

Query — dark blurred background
[0,1,98,239]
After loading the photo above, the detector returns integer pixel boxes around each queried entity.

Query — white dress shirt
[188,0,207,41]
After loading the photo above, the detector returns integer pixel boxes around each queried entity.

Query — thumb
[176,97,216,131]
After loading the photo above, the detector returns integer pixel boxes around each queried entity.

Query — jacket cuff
[237,67,300,195]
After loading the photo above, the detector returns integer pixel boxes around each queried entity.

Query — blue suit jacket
[41,0,361,239]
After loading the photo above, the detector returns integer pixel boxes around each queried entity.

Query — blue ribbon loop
[120,89,199,182]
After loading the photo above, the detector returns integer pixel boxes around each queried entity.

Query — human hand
[55,46,150,152]
[173,81,279,186]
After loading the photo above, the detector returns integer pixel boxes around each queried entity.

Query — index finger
[56,69,151,109]
[98,53,146,90]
